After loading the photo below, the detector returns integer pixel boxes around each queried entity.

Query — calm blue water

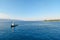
[0,21,60,40]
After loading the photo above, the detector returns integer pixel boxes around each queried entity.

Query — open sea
[0,21,60,40]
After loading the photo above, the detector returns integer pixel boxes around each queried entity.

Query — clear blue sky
[0,0,60,20]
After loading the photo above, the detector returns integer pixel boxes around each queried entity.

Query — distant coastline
[44,19,60,22]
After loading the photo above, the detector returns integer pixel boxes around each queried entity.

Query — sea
[0,21,60,40]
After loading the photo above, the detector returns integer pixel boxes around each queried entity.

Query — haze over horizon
[0,0,60,21]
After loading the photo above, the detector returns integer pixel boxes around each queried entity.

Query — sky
[0,0,60,21]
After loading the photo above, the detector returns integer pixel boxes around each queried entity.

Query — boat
[11,21,18,27]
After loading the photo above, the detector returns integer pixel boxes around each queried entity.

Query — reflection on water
[11,24,18,32]
[11,27,15,32]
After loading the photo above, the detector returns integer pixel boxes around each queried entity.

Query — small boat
[11,21,18,27]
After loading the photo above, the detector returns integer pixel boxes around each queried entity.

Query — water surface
[0,21,60,40]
